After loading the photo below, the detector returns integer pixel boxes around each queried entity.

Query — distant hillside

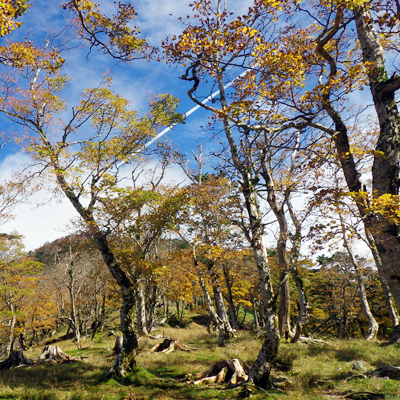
[28,234,86,267]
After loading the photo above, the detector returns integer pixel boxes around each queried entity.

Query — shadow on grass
[306,343,334,357]
[0,361,263,400]
[334,348,366,362]
[1,361,103,386]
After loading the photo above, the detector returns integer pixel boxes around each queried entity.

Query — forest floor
[0,323,399,400]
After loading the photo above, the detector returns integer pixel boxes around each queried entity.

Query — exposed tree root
[0,351,33,370]
[344,374,368,382]
[35,345,80,363]
[145,338,199,354]
[189,358,250,385]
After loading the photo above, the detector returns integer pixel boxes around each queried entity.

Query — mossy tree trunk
[354,5,400,332]
[217,71,279,387]
[55,171,139,374]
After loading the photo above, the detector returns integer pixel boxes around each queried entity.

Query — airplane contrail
[142,69,249,149]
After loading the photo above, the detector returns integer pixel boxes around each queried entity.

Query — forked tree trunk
[339,208,379,340]
[260,138,303,341]
[217,72,279,387]
[196,264,229,346]
[315,4,400,341]
[184,53,279,387]
[206,259,236,339]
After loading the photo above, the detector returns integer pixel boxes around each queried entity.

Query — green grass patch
[0,326,399,399]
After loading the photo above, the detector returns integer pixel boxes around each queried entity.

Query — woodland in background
[0,231,395,357]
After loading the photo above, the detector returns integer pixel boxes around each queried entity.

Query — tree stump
[146,338,199,354]
[113,336,124,354]
[192,358,250,385]
[35,345,78,363]
[371,364,400,380]
[0,351,32,370]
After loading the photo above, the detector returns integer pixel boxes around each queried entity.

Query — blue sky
[0,0,253,250]
[0,0,376,258]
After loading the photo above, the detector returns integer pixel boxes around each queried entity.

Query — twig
[344,373,367,382]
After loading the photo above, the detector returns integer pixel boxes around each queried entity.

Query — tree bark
[136,283,149,336]
[338,202,379,340]
[353,6,400,315]
[222,263,240,330]
[206,259,235,339]
[365,228,400,340]
[216,69,279,387]
[195,259,228,346]
[278,271,291,338]
[286,196,309,340]
[251,294,260,331]
[315,5,400,336]
[145,284,158,333]
[5,306,16,357]
[53,168,139,374]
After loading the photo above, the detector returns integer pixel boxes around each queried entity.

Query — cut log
[0,351,33,370]
[35,345,79,363]
[192,358,250,385]
[145,338,199,354]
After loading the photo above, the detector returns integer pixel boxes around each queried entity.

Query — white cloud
[0,151,191,251]
[0,153,76,251]
[0,0,252,251]
[2,193,76,251]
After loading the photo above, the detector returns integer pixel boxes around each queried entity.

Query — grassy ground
[0,324,399,399]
